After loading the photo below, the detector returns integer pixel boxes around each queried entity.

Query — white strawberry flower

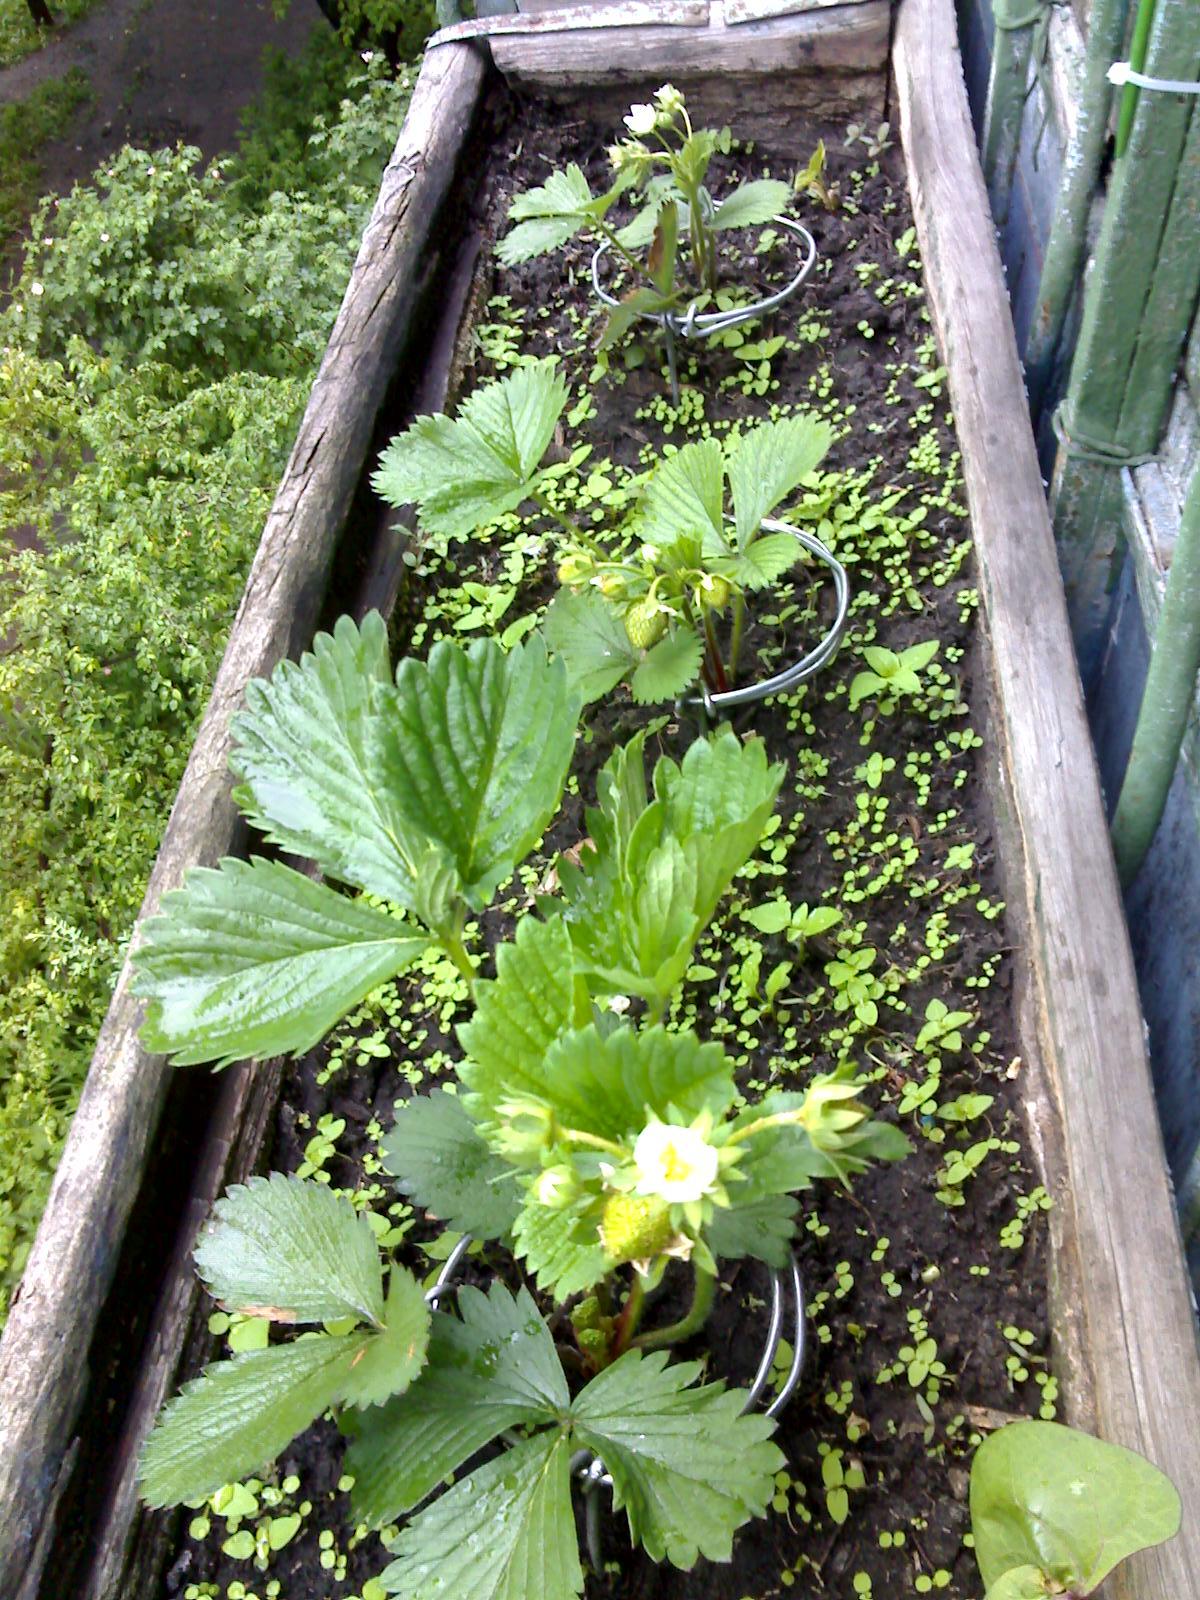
[624,102,658,137]
[633,1117,720,1204]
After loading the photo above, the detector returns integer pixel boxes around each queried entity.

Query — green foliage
[498,84,791,332]
[140,1176,430,1506]
[849,639,940,712]
[381,1089,521,1239]
[548,414,833,703]
[550,727,785,1011]
[133,625,579,1064]
[0,0,100,68]
[372,358,569,544]
[345,1282,783,1596]
[0,58,416,1323]
[969,1421,1181,1597]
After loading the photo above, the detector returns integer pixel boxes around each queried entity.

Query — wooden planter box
[1,3,1196,1597]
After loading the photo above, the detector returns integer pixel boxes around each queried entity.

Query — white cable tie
[1107,60,1200,94]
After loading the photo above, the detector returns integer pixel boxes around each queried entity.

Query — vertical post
[1049,0,1200,687]
[1110,459,1200,886]
[981,2,1039,226]
[1023,0,1132,412]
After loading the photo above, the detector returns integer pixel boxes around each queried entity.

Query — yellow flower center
[660,1140,692,1184]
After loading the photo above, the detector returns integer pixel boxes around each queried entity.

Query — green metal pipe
[1116,0,1159,157]
[1111,459,1200,886]
[981,0,1041,225]
[1024,0,1132,411]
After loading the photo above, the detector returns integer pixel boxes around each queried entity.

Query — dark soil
[165,99,1049,1600]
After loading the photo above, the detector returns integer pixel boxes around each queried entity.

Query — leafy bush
[0,53,416,1323]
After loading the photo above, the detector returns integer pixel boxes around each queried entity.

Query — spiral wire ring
[591,214,817,403]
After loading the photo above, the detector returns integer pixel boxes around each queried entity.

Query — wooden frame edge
[893,2,1200,1595]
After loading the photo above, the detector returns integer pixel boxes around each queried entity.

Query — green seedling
[741,896,842,961]
[793,139,841,213]
[849,640,940,712]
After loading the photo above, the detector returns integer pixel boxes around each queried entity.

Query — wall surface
[955,0,1200,1279]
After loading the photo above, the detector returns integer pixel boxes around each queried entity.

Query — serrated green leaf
[347,1284,567,1524]
[728,415,833,549]
[571,1350,784,1567]
[542,588,638,702]
[709,178,793,231]
[630,627,704,703]
[458,917,583,1131]
[511,1195,609,1300]
[371,361,568,541]
[616,180,683,251]
[134,858,429,1067]
[195,1173,385,1326]
[229,612,417,903]
[337,1268,431,1409]
[636,439,726,555]
[382,1090,520,1239]
[383,636,579,910]
[734,531,803,590]
[378,1432,581,1600]
[497,164,595,265]
[140,1333,369,1507]
[706,1191,799,1267]
[970,1421,1182,1594]
[557,729,783,1006]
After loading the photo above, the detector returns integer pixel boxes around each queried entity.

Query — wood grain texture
[0,42,488,1600]
[894,4,1200,1597]
[490,1,889,86]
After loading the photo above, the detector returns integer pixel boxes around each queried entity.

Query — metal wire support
[590,216,818,406]
[573,1253,807,1573]
[688,517,850,716]
[424,1234,474,1308]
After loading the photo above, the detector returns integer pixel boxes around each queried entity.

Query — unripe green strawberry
[623,599,668,650]
[576,1326,613,1366]
[599,1193,673,1264]
[598,571,630,600]
[699,574,732,610]
[556,551,593,585]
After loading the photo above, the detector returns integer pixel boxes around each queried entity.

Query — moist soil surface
[165,99,1051,1600]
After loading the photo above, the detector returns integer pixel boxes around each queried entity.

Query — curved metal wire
[591,215,817,403]
[690,518,850,715]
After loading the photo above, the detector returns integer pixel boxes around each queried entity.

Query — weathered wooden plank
[433,1,711,45]
[490,1,890,87]
[893,6,1200,1599]
[0,41,489,1600]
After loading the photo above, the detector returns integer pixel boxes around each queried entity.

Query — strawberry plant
[497,85,798,356]
[133,625,909,1596]
[373,359,845,705]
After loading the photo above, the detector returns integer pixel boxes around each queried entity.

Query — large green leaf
[195,1173,385,1326]
[139,1332,369,1507]
[337,1267,432,1409]
[556,729,783,1006]
[734,531,804,590]
[371,361,568,541]
[382,1090,520,1239]
[970,1421,1182,1594]
[346,1284,567,1524]
[706,1190,799,1268]
[497,164,597,266]
[133,858,429,1066]
[457,917,583,1131]
[378,1432,582,1600]
[635,438,726,554]
[727,415,833,550]
[572,1350,784,1567]
[383,636,579,909]
[541,588,637,703]
[709,178,793,231]
[229,612,419,903]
